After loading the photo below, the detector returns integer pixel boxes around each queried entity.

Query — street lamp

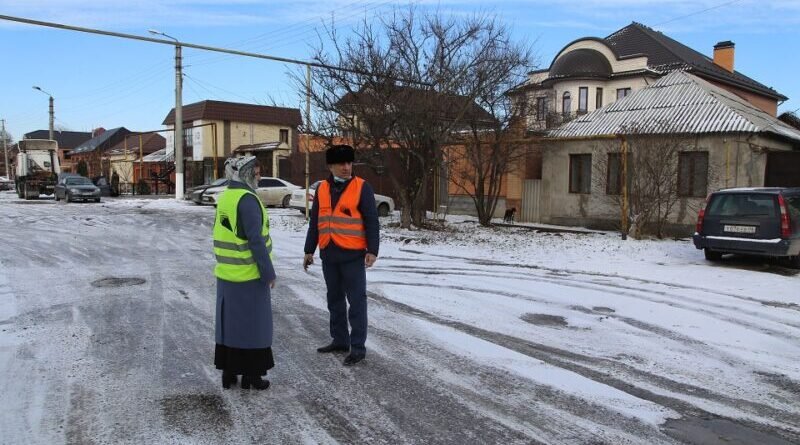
[149,28,184,200]
[32,86,54,140]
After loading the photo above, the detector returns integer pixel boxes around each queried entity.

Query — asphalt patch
[592,306,616,313]
[91,277,147,288]
[160,393,232,436]
[521,313,568,327]
[663,416,796,445]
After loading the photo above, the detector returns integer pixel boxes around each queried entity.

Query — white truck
[15,139,60,200]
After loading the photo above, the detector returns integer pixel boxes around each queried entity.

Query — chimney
[713,41,735,73]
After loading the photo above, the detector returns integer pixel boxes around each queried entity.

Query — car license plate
[723,225,756,234]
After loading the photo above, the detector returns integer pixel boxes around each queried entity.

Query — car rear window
[707,194,778,218]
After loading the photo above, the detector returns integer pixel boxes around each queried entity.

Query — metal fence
[520,179,541,223]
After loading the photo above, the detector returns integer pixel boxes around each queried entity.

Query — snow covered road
[1,191,798,444]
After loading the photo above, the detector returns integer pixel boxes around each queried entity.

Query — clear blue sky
[1,0,798,141]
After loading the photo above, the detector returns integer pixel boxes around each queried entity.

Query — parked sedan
[693,187,800,268]
[54,176,101,203]
[289,180,396,217]
[186,178,229,205]
[255,177,301,207]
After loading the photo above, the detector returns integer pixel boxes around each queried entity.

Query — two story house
[518,22,786,132]
[162,100,303,187]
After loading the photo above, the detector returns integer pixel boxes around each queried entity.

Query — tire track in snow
[377,263,800,340]
[366,288,800,443]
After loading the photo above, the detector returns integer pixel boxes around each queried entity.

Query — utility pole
[49,96,54,140]
[149,29,183,200]
[1,119,8,179]
[32,86,54,140]
[305,64,311,220]
[621,136,629,240]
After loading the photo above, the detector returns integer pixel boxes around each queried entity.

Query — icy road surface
[1,191,798,444]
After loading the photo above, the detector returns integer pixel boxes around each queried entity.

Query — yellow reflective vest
[213,188,273,282]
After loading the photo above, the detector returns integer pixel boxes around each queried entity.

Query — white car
[289,180,395,217]
[255,177,301,207]
[199,183,227,205]
[0,176,13,191]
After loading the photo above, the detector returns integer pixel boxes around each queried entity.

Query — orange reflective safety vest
[317,177,368,250]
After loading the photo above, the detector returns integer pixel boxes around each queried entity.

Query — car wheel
[65,192,72,203]
[788,255,800,270]
[377,203,390,217]
[94,198,101,203]
[282,195,291,208]
[54,192,60,201]
[704,249,723,261]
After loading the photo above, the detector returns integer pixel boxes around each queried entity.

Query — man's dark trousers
[321,256,367,356]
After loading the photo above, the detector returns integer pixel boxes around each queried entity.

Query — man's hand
[303,253,314,271]
[365,253,377,268]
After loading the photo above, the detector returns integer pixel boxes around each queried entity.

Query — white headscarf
[227,155,258,189]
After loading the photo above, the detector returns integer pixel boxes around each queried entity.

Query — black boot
[222,371,238,389]
[343,353,365,366]
[241,375,270,390]
[316,343,349,353]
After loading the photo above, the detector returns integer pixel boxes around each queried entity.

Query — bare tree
[591,123,716,239]
[445,30,533,226]
[297,6,524,228]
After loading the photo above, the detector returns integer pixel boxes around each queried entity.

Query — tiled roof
[547,71,800,142]
[162,100,302,127]
[605,22,786,101]
[23,130,92,150]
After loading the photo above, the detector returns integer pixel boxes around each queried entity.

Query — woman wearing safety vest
[304,144,380,366]
[213,156,276,390]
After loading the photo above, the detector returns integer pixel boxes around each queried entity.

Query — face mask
[333,176,348,184]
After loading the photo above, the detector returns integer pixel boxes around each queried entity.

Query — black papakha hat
[326,144,355,164]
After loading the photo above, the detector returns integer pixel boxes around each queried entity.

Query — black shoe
[241,376,270,390]
[343,353,365,366]
[317,343,350,353]
[222,372,238,389]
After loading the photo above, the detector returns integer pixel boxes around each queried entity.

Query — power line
[654,0,742,27]
[0,13,428,84]
[190,0,393,67]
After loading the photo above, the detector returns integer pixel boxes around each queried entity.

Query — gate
[520,179,541,223]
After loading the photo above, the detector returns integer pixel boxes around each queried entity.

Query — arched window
[562,92,572,115]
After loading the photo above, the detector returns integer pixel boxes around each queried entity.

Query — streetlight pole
[32,86,54,140]
[149,29,183,200]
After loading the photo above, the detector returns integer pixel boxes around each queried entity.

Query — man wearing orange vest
[303,144,379,366]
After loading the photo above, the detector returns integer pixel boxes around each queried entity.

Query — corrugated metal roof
[547,71,800,142]
[71,127,128,154]
[142,148,173,163]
